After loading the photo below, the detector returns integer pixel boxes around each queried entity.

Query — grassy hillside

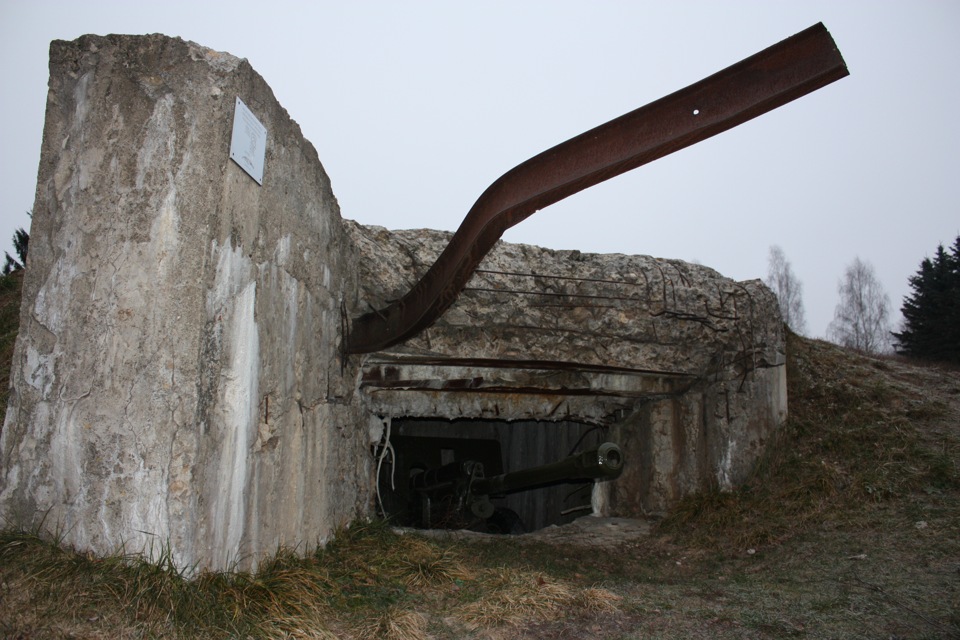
[0,269,957,638]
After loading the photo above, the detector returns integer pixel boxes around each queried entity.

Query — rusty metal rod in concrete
[345,22,848,355]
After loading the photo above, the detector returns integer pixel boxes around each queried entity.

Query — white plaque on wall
[229,97,267,185]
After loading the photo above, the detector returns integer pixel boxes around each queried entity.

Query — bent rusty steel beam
[345,22,847,354]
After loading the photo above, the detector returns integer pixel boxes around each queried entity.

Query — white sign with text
[229,97,266,185]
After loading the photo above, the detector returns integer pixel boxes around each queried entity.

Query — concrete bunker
[352,224,788,528]
[0,29,834,570]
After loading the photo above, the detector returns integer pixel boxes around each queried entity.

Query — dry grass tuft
[461,568,582,629]
[577,586,623,613]
[352,607,429,640]
[397,538,474,588]
[256,613,341,640]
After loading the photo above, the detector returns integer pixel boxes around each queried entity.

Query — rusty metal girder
[345,22,848,355]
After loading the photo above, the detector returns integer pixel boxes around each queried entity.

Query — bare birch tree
[827,257,892,354]
[764,245,807,335]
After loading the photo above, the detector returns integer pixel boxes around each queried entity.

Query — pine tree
[2,227,29,276]
[2,211,30,276]
[893,236,960,364]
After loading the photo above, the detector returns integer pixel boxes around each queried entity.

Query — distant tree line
[893,236,960,365]
[768,236,959,364]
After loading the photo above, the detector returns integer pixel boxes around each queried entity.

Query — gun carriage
[376,436,623,533]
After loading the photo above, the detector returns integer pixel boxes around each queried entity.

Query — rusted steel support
[345,22,847,354]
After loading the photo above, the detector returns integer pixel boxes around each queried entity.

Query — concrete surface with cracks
[348,224,787,514]
[0,34,372,571]
[0,33,787,570]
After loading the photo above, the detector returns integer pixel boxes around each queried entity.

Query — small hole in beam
[692,109,700,116]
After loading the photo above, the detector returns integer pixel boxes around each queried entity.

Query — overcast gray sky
[1,1,958,339]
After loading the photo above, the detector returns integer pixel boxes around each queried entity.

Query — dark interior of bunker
[374,419,623,534]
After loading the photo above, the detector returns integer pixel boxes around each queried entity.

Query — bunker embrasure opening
[374,418,623,534]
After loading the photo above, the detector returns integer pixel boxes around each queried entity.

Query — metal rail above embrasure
[345,23,848,354]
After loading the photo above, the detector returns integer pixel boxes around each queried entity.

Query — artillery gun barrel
[471,442,623,497]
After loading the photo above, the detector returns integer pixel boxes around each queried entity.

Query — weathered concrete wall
[0,35,372,570]
[1,31,789,558]
[611,366,787,515]
[348,224,785,376]
[347,223,787,512]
